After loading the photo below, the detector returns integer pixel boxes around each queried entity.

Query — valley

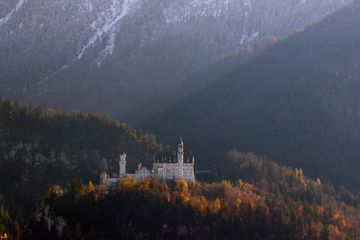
[1,0,360,239]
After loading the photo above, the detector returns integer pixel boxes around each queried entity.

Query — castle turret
[100,171,108,185]
[119,153,127,177]
[177,137,184,164]
[176,137,184,179]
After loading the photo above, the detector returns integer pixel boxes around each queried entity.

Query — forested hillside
[142,1,360,192]
[0,99,161,219]
[1,100,360,239]
[23,157,360,239]
[0,195,20,239]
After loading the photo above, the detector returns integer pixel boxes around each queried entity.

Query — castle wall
[153,162,178,180]
[101,139,195,188]
[134,168,151,180]
[153,162,194,182]
[106,178,119,188]
[183,163,195,182]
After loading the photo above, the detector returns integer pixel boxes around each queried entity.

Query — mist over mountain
[0,0,350,118]
[142,1,360,192]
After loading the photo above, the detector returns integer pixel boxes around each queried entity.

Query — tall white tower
[119,153,127,177]
[177,137,184,164]
[177,137,184,179]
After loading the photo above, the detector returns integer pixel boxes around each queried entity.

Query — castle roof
[154,154,194,163]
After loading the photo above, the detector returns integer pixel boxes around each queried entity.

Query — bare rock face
[0,0,351,117]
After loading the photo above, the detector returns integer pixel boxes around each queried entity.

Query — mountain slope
[0,0,350,119]
[142,1,360,191]
[0,195,20,239]
[0,99,160,219]
[24,153,360,239]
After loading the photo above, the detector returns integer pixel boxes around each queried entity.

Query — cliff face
[0,0,350,118]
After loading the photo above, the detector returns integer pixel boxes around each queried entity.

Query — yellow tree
[85,181,95,193]
[137,179,150,192]
[210,198,222,214]
[118,177,136,191]
[191,196,209,215]
[176,179,189,192]
[176,179,191,203]
[327,225,344,240]
[49,185,64,198]
[0,233,8,240]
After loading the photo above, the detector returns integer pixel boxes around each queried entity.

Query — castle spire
[177,136,184,164]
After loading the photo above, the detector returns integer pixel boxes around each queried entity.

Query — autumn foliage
[23,172,360,239]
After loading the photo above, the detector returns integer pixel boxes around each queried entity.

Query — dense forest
[1,100,360,239]
[24,159,360,239]
[141,1,360,193]
[0,195,20,240]
[0,99,162,220]
[220,150,360,209]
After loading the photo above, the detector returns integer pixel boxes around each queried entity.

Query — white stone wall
[153,162,178,180]
[102,162,195,189]
[106,178,119,188]
[134,167,151,180]
[155,163,166,180]
[183,163,195,182]
[153,162,194,182]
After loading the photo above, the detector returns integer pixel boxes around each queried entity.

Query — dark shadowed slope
[142,2,360,191]
[0,100,160,219]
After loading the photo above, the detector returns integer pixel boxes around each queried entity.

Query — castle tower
[177,137,184,179]
[177,137,184,164]
[119,153,127,177]
[100,171,108,185]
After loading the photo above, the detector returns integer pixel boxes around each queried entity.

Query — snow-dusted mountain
[141,0,360,191]
[0,0,351,118]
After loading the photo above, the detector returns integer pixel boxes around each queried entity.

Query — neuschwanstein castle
[100,138,195,187]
